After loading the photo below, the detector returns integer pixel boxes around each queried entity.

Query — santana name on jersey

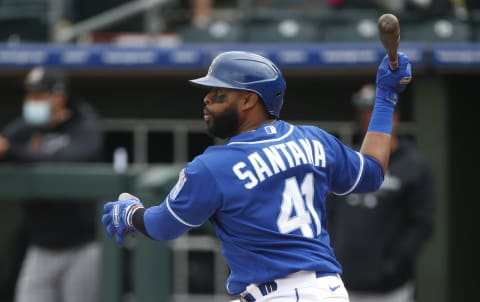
[232,138,326,189]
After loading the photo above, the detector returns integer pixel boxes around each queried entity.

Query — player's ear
[242,92,260,109]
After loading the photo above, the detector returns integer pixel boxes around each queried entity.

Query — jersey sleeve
[326,134,383,195]
[330,145,365,195]
[164,157,223,227]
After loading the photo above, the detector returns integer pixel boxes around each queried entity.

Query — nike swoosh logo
[329,285,341,292]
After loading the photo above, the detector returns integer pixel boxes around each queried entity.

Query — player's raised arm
[360,53,411,172]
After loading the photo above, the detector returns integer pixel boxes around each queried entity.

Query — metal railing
[170,235,232,302]
[54,0,171,43]
[102,117,416,164]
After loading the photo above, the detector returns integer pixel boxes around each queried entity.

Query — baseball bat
[377,13,400,70]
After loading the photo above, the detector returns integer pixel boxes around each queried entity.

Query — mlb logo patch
[169,169,187,200]
[265,125,277,135]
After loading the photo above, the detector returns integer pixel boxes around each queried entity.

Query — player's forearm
[360,132,391,173]
[359,85,397,173]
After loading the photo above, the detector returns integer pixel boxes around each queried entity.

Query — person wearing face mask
[0,66,103,302]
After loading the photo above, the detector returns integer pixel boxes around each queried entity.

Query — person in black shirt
[0,66,103,302]
[327,84,435,302]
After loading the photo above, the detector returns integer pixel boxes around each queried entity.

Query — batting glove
[102,192,144,246]
[376,52,412,105]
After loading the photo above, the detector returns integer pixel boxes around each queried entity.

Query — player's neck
[237,117,276,134]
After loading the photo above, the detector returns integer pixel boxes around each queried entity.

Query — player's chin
[205,119,214,132]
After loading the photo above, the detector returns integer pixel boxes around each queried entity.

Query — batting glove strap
[376,86,398,105]
[125,204,144,228]
[112,200,144,231]
[113,203,121,228]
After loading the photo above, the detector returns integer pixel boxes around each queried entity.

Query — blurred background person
[190,0,214,28]
[327,84,435,302]
[0,66,104,302]
[186,0,238,28]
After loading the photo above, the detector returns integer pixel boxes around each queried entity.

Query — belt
[240,271,338,302]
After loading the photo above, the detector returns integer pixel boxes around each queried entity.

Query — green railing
[0,163,183,302]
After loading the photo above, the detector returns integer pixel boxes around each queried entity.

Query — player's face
[203,88,244,139]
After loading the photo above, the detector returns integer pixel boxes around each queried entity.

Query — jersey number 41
[277,173,322,238]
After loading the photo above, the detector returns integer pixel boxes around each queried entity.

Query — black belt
[241,293,256,302]
[242,281,277,302]
[240,272,337,302]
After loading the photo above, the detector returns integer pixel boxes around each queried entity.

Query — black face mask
[206,105,239,139]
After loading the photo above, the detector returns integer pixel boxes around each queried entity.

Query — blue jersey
[151,120,382,294]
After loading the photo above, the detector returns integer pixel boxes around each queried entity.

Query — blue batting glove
[376,52,412,105]
[102,193,144,246]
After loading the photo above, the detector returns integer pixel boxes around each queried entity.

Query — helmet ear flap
[190,51,286,118]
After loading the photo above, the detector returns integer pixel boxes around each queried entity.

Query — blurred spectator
[376,0,431,13]
[450,0,469,20]
[326,0,344,8]
[190,0,214,28]
[0,66,103,302]
[188,0,235,28]
[327,84,435,302]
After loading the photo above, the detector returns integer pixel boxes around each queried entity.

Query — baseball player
[102,50,412,301]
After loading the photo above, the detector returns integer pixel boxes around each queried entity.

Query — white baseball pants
[238,271,349,302]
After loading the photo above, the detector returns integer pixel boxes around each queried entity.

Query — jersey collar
[226,120,294,145]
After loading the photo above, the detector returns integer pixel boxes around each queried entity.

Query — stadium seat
[321,19,378,42]
[319,9,380,42]
[401,18,470,42]
[245,19,319,43]
[0,0,48,42]
[469,9,480,42]
[0,17,48,42]
[179,20,245,43]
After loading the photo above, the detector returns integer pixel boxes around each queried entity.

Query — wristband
[367,88,396,135]
[126,204,144,228]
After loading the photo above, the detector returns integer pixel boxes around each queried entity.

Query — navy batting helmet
[189,51,286,118]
